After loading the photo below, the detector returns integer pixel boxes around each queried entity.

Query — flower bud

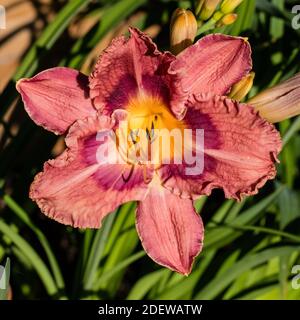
[199,0,221,21]
[216,13,237,27]
[212,11,223,22]
[170,8,198,55]
[247,73,300,123]
[195,0,205,16]
[221,0,243,14]
[229,72,255,101]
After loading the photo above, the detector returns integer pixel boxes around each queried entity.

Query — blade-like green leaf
[95,251,145,288]
[0,258,10,300]
[14,0,93,80]
[0,220,58,296]
[195,245,300,299]
[127,269,168,300]
[3,195,65,290]
[205,186,285,250]
[83,211,116,291]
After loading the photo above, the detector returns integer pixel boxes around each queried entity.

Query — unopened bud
[212,11,223,22]
[170,8,198,55]
[195,0,205,16]
[221,0,243,14]
[229,72,255,101]
[216,13,237,27]
[248,72,300,123]
[199,0,221,21]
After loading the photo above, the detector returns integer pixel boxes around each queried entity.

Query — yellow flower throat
[117,94,186,165]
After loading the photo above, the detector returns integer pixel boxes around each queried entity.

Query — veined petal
[136,183,204,275]
[30,115,152,228]
[248,72,300,123]
[158,93,281,200]
[89,28,187,118]
[169,34,252,96]
[16,67,96,135]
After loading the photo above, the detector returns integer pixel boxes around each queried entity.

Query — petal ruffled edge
[169,33,252,97]
[30,114,152,228]
[89,28,188,119]
[158,93,282,201]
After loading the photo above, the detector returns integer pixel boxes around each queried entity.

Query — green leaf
[14,0,93,80]
[226,0,256,36]
[127,269,168,300]
[0,258,10,300]
[3,195,65,290]
[95,251,145,288]
[219,224,300,243]
[279,254,289,299]
[64,0,147,69]
[238,283,279,299]
[155,251,216,299]
[277,184,300,229]
[195,245,300,299]
[283,116,300,147]
[98,203,139,296]
[207,200,234,226]
[205,186,285,250]
[83,211,116,291]
[256,0,292,22]
[194,196,207,213]
[279,120,297,187]
[0,220,58,296]
[270,0,285,39]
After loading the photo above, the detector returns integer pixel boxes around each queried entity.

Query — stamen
[124,95,186,167]
[146,119,156,141]
[130,129,139,144]
[122,164,134,182]
[150,121,155,139]
[146,128,150,140]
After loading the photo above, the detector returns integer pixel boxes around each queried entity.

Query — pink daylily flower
[16,28,281,275]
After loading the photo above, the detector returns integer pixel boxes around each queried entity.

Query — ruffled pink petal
[158,93,282,201]
[89,28,187,118]
[16,67,96,135]
[136,184,204,275]
[169,34,252,97]
[30,115,152,228]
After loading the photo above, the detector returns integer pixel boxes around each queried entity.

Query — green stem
[197,18,217,35]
